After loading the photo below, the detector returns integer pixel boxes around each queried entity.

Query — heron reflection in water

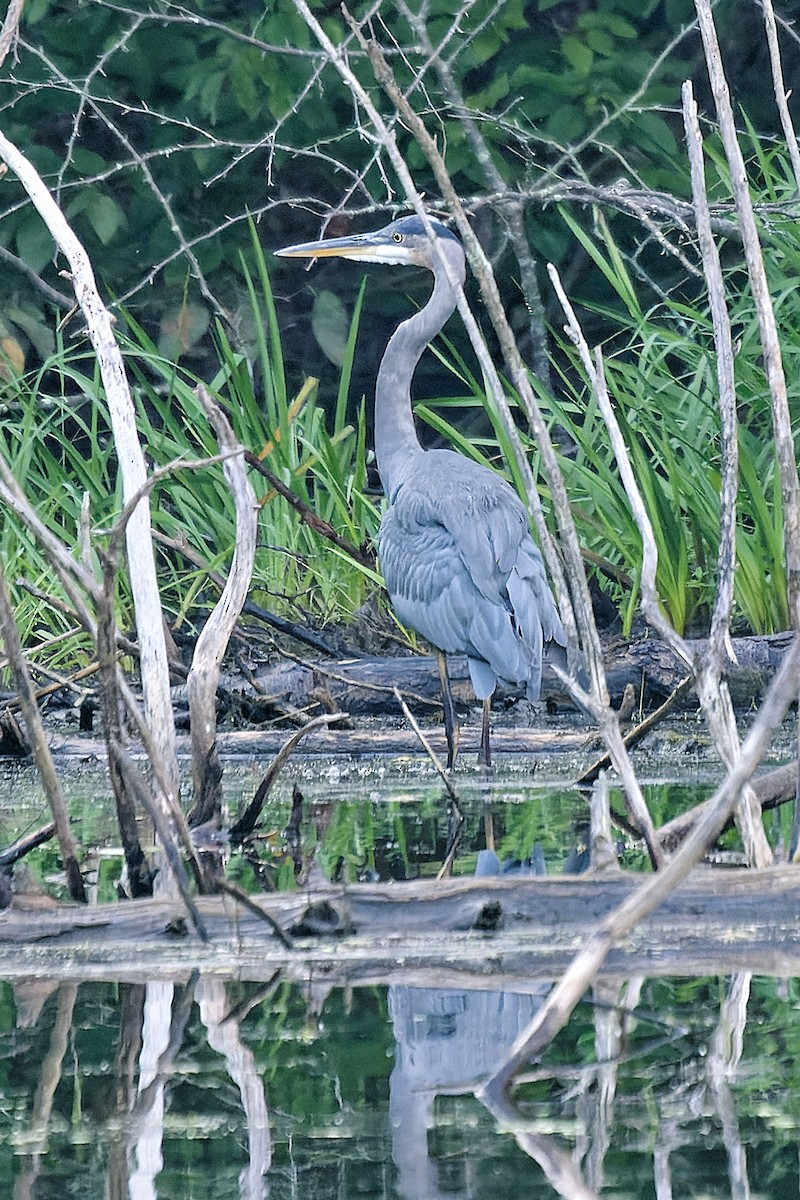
[277,215,567,767]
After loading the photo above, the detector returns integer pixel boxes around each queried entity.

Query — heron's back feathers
[378,449,566,701]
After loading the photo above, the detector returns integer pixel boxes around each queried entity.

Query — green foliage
[127,244,382,627]
[532,340,789,637]
[0,236,381,663]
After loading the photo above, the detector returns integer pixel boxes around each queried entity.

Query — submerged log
[1,867,799,984]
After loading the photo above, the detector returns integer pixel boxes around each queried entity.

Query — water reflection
[119,977,271,1200]
[389,984,547,1198]
[3,969,800,1199]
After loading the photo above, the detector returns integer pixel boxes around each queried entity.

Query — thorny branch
[0,0,779,334]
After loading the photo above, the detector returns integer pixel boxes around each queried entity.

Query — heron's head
[275,214,461,271]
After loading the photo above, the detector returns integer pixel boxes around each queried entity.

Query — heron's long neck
[374,264,460,501]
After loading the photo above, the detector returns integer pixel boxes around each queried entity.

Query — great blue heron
[276,214,567,767]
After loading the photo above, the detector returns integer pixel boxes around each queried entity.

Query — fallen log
[658,761,797,851]
[49,724,589,761]
[238,632,795,716]
[1,866,799,983]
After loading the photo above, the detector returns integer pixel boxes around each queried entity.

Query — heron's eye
[392,232,403,243]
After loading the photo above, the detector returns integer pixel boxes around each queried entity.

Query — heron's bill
[275,236,383,261]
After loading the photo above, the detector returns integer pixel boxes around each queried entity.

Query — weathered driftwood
[243,633,794,716]
[2,867,799,983]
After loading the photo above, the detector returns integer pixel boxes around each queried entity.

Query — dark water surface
[0,748,798,1198]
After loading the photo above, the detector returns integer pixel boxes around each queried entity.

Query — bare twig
[214,878,294,949]
[228,712,349,843]
[577,676,694,788]
[277,646,440,709]
[149,530,338,656]
[244,450,375,570]
[0,244,72,308]
[392,685,462,810]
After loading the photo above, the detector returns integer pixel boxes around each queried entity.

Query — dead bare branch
[550,260,771,866]
[480,630,800,1101]
[391,685,462,811]
[244,449,375,571]
[761,0,800,194]
[0,127,181,813]
[186,386,258,831]
[577,676,694,788]
[695,0,800,622]
[682,83,738,665]
[0,559,86,903]
[228,712,349,843]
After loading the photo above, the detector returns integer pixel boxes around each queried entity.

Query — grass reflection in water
[1,974,800,1198]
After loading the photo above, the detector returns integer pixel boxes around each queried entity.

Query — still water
[2,972,799,1199]
[0,748,798,1198]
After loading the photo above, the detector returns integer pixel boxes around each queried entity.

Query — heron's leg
[479,697,492,768]
[483,794,495,851]
[437,652,460,770]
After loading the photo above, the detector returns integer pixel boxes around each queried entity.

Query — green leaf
[5,306,55,359]
[15,215,55,275]
[311,289,350,368]
[84,193,126,245]
[561,36,593,75]
[335,276,367,433]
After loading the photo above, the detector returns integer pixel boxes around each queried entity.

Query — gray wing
[378,450,565,700]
